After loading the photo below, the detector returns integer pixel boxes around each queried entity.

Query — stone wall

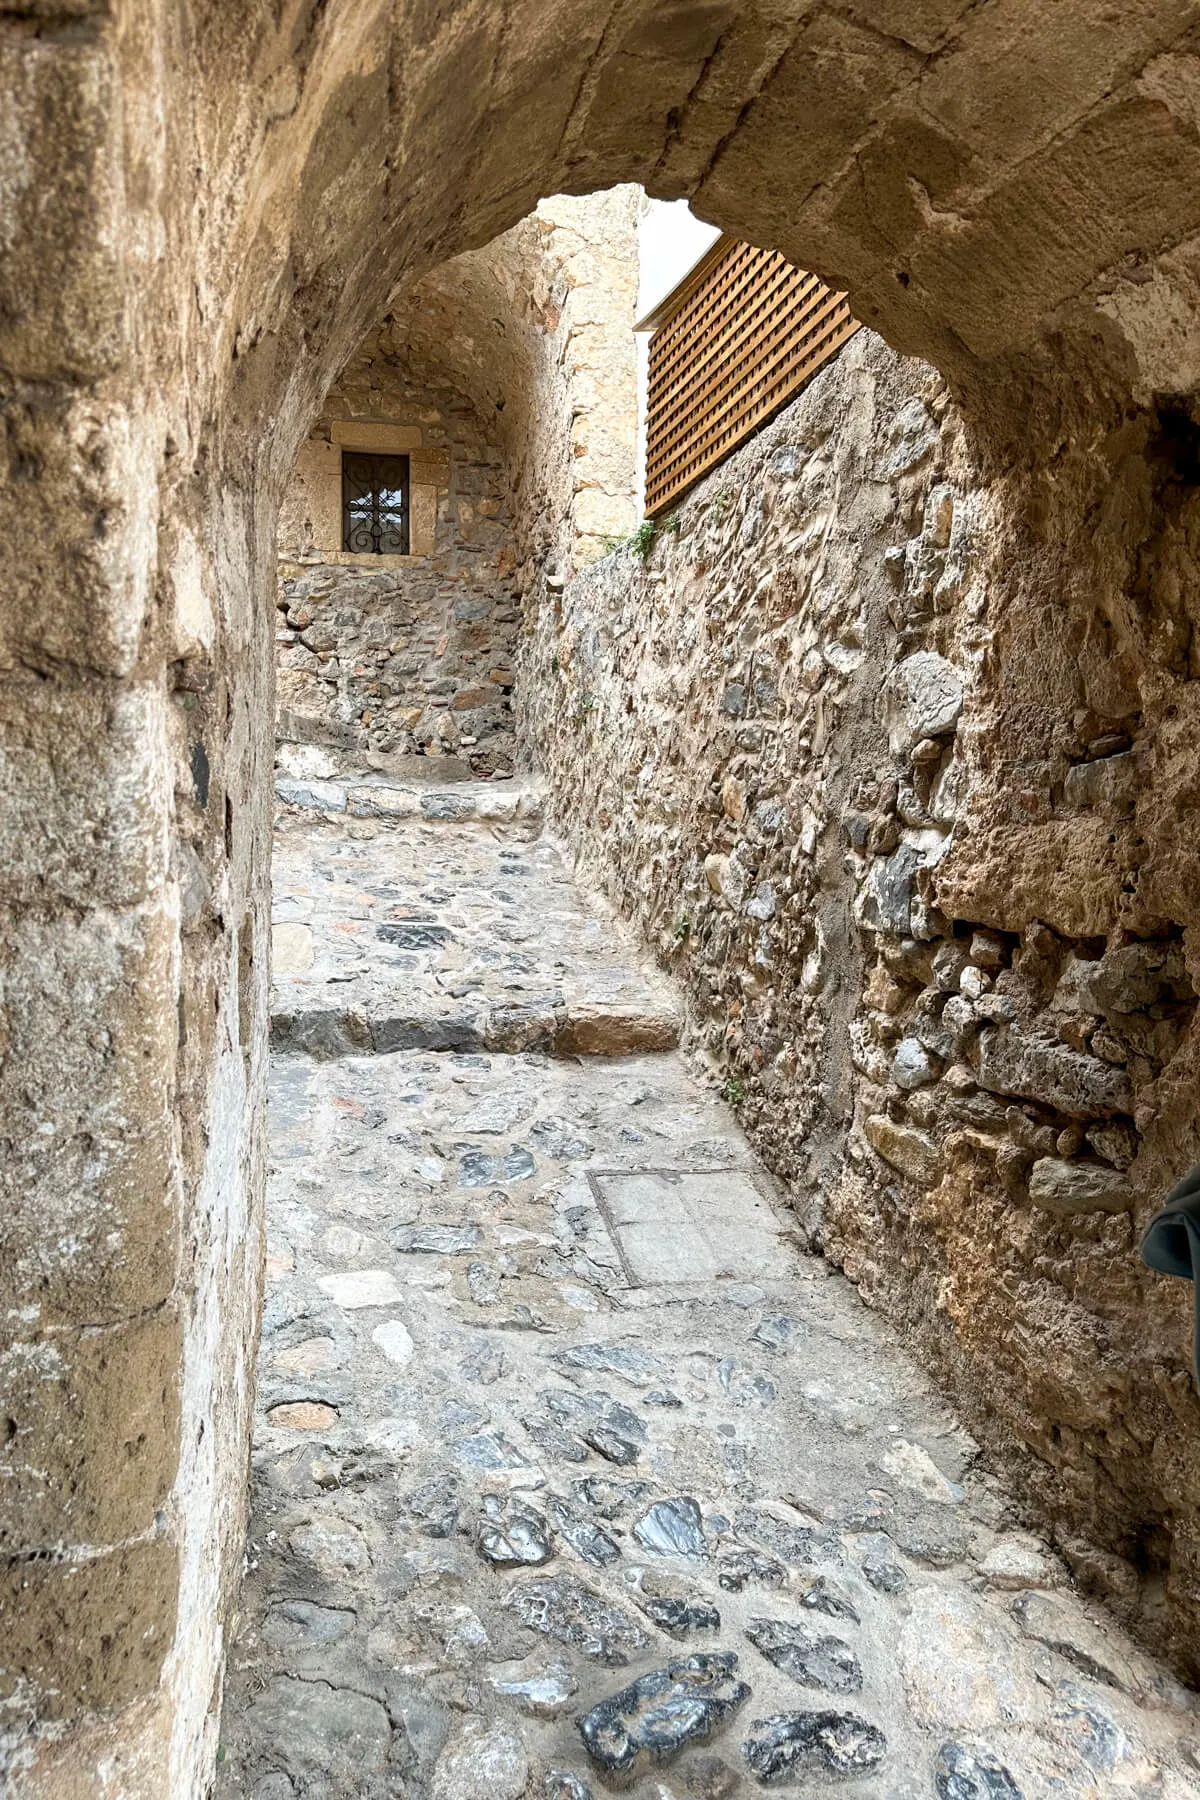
[274,189,641,778]
[277,338,519,774]
[522,329,1200,1680]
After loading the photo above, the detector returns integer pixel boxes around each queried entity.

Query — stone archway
[8,4,1200,1792]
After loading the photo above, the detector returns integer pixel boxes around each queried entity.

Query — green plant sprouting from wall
[630,519,657,560]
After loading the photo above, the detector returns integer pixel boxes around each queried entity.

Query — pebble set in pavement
[217,785,1200,1799]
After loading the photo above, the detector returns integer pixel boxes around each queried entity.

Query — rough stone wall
[0,481,273,1798]
[278,338,519,774]
[523,329,1200,1681]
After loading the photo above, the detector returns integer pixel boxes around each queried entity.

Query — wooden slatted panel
[643,237,860,517]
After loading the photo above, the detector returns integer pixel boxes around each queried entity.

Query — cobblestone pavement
[218,802,1200,1799]
[270,801,680,1059]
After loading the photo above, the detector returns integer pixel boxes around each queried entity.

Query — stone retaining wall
[523,329,1200,1678]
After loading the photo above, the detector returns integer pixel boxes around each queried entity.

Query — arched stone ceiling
[157,0,1200,482]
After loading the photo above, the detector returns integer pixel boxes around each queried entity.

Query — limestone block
[886,397,939,475]
[411,483,438,556]
[883,651,963,752]
[242,1675,393,1782]
[268,1401,339,1430]
[0,678,168,909]
[1028,1158,1129,1215]
[898,1587,1035,1730]
[934,816,1132,939]
[347,785,421,819]
[0,902,180,1328]
[908,93,1200,358]
[864,1114,942,1186]
[0,393,156,676]
[317,1270,404,1308]
[272,922,314,974]
[0,1306,182,1548]
[0,37,126,383]
[331,421,422,452]
[410,448,451,487]
[557,1001,681,1057]
[916,0,1195,168]
[1063,751,1138,811]
[1071,941,1191,1015]
[892,1037,938,1089]
[431,1722,528,1800]
[976,1024,1133,1117]
[858,843,921,936]
[291,439,343,555]
[0,1535,179,1719]
[275,775,347,812]
[453,684,498,711]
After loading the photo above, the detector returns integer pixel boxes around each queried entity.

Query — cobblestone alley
[216,780,1200,1799]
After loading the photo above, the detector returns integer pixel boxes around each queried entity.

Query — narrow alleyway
[217,782,1200,1800]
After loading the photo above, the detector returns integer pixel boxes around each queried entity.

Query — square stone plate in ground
[588,1167,787,1285]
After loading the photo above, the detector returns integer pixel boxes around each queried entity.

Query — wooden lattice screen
[640,235,860,518]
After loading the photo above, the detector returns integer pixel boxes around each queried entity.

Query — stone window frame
[292,420,447,563]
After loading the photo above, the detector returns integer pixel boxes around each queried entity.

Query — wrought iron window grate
[342,451,410,555]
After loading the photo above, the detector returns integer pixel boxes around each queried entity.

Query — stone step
[270,807,681,1060]
[270,989,681,1059]
[274,770,546,829]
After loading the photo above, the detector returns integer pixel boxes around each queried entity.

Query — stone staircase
[271,767,681,1061]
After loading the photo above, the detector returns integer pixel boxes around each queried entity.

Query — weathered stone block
[330,421,422,451]
[1072,941,1192,1016]
[1028,1157,1129,1215]
[411,482,438,555]
[910,94,1200,358]
[0,1305,182,1549]
[272,922,314,973]
[1063,752,1138,811]
[883,652,963,752]
[916,0,1196,168]
[0,903,179,1328]
[859,844,921,936]
[976,1024,1133,1117]
[0,38,126,382]
[0,1535,179,1718]
[0,394,155,676]
[410,449,451,485]
[864,1113,942,1186]
[0,679,168,909]
[892,1036,938,1089]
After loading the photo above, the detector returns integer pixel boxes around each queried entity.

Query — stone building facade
[273,189,641,778]
[277,334,520,774]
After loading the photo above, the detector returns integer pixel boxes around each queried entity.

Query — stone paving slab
[270,813,681,1060]
[218,1048,1200,1800]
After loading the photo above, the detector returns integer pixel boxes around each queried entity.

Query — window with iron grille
[342,451,411,555]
